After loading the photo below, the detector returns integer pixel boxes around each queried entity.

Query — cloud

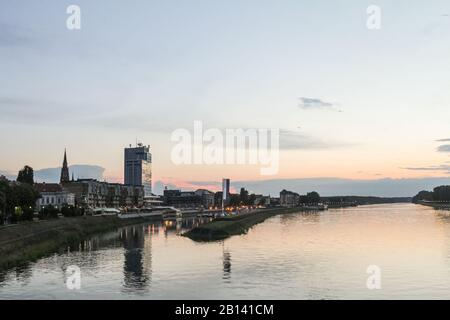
[1,165,106,183]
[0,96,83,124]
[34,165,105,183]
[298,97,337,110]
[436,138,450,142]
[0,23,33,47]
[279,130,351,150]
[0,170,16,180]
[437,145,450,152]
[0,96,180,134]
[402,164,450,171]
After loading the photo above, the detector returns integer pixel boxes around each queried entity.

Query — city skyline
[1,1,450,196]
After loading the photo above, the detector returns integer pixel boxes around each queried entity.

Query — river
[1,203,450,299]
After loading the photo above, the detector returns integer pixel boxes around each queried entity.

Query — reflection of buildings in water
[161,219,184,235]
[14,264,33,286]
[0,264,33,287]
[62,229,126,271]
[222,243,231,281]
[121,225,152,292]
[180,217,213,232]
[279,210,321,226]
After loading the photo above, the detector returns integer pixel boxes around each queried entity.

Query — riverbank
[417,200,450,210]
[0,216,155,271]
[183,207,302,241]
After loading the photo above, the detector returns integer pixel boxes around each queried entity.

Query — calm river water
[2,203,450,299]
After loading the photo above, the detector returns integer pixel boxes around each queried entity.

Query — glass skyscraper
[124,144,152,197]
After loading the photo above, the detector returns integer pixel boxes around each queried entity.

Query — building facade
[280,189,300,208]
[194,189,216,208]
[35,183,75,211]
[163,189,204,208]
[124,143,152,197]
[62,179,144,209]
[222,178,230,206]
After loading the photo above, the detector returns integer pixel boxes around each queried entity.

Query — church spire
[60,149,70,183]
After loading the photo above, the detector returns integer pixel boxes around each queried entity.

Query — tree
[61,205,81,217]
[433,186,450,202]
[11,206,23,224]
[17,166,34,185]
[306,191,321,204]
[0,180,39,223]
[248,194,256,205]
[412,190,434,203]
[0,191,5,225]
[259,197,266,206]
[39,205,59,220]
[239,188,249,205]
[13,183,40,210]
[229,194,241,206]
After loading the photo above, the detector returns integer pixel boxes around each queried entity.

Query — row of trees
[38,205,83,220]
[0,166,40,225]
[412,185,450,203]
[300,191,321,204]
[214,188,268,207]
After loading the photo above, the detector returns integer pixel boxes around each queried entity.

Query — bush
[61,205,81,217]
[21,207,35,221]
[11,206,23,224]
[38,205,59,220]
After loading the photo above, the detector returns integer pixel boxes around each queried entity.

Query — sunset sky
[1,0,450,195]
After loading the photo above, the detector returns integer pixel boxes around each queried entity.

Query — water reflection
[279,211,321,226]
[7,205,450,299]
[117,217,213,293]
[120,226,151,292]
[222,243,231,281]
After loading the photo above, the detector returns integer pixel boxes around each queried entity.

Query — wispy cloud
[279,130,351,150]
[0,96,83,124]
[402,164,450,174]
[437,145,450,152]
[436,138,450,142]
[0,22,33,47]
[298,97,340,111]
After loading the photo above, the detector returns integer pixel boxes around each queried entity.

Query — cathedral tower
[60,149,70,183]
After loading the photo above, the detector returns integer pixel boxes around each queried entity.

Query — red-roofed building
[34,183,75,211]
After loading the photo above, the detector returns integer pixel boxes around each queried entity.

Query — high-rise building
[124,143,152,197]
[222,178,230,206]
[60,149,70,183]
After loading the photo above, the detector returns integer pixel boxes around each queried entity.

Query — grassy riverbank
[183,207,301,241]
[0,216,151,271]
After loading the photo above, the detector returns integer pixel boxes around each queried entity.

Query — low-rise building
[35,183,75,211]
[194,189,215,208]
[163,189,203,208]
[280,189,300,208]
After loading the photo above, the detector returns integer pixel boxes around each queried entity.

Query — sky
[1,0,450,196]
